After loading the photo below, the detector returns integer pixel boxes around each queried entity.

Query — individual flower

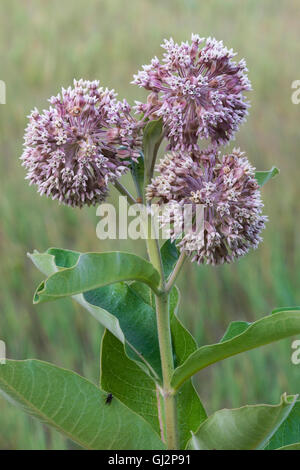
[21,79,141,207]
[133,35,251,151]
[147,148,267,265]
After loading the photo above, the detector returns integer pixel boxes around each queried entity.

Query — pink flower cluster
[21,80,141,207]
[21,35,267,265]
[136,35,266,265]
[133,35,251,151]
[147,148,267,265]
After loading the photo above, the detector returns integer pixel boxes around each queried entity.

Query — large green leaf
[85,283,162,380]
[265,401,300,449]
[30,249,123,337]
[29,246,206,447]
[0,360,165,450]
[255,167,279,187]
[32,250,160,303]
[100,329,162,437]
[187,394,298,450]
[172,309,300,390]
[29,248,162,380]
[100,283,206,449]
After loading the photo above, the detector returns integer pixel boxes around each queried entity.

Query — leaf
[131,152,145,199]
[30,250,161,303]
[143,118,163,181]
[187,394,298,450]
[264,401,300,449]
[272,306,300,314]
[100,329,162,437]
[169,288,195,367]
[172,309,300,390]
[84,283,162,380]
[220,321,251,342]
[170,304,207,448]
[161,239,179,279]
[100,284,206,449]
[255,167,279,187]
[276,442,300,450]
[30,247,206,447]
[0,360,165,450]
[29,249,162,379]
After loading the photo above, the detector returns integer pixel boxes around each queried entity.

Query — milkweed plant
[1,35,300,451]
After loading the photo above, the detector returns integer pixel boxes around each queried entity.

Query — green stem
[165,251,186,293]
[155,291,178,449]
[145,214,165,289]
[143,125,179,448]
[145,230,178,449]
[114,180,137,205]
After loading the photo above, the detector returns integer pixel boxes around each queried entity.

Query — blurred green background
[0,0,299,449]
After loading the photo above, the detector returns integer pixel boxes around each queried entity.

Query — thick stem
[143,128,179,448]
[145,214,165,289]
[145,228,178,448]
[155,292,178,449]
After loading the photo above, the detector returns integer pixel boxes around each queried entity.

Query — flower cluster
[21,35,267,265]
[21,80,141,207]
[133,35,251,151]
[147,149,267,265]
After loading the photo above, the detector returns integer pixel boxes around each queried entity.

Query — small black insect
[105,393,113,405]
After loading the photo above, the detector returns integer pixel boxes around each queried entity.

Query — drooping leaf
[0,360,165,450]
[187,394,298,450]
[172,309,300,390]
[30,249,125,340]
[29,250,63,276]
[29,249,161,379]
[31,250,160,303]
[29,247,206,448]
[264,401,300,450]
[255,167,279,187]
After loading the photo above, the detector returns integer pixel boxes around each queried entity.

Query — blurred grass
[0,0,299,449]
